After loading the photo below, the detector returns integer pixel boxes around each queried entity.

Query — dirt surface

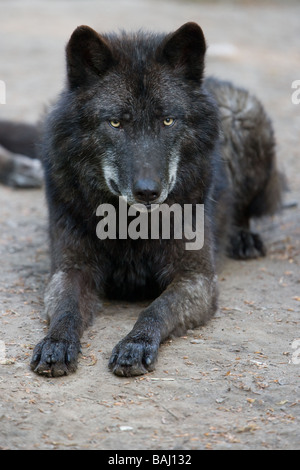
[0,0,299,450]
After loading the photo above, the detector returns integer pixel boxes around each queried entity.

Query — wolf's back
[205,77,283,221]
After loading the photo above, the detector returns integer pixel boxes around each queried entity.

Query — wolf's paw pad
[30,337,81,377]
[109,337,159,377]
[228,230,266,260]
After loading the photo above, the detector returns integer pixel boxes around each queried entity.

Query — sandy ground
[0,0,299,450]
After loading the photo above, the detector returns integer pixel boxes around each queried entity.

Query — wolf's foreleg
[30,270,99,377]
[109,272,218,376]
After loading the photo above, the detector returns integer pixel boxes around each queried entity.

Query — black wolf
[30,22,282,377]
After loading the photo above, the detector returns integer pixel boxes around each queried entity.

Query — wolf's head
[54,23,217,208]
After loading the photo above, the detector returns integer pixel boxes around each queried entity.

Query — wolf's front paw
[30,336,81,377]
[109,335,159,377]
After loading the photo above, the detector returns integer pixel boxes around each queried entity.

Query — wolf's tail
[0,120,43,188]
[0,120,39,158]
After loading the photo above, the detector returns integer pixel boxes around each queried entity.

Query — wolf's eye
[163,118,175,127]
[109,120,121,129]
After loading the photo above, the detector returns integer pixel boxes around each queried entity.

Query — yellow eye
[109,120,121,128]
[163,117,175,127]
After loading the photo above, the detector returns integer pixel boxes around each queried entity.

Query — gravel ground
[0,0,299,450]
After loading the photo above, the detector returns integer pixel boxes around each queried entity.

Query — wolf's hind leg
[227,162,283,260]
[228,227,266,260]
[210,79,283,260]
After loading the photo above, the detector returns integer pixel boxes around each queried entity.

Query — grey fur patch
[44,271,67,321]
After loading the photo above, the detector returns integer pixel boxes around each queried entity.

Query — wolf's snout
[133,178,162,204]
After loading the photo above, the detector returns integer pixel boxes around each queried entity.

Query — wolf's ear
[66,25,114,88]
[158,22,206,81]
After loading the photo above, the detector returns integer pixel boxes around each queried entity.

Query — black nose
[133,178,162,204]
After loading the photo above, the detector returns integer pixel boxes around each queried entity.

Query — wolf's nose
[133,178,162,204]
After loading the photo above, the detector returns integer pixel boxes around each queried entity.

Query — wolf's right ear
[157,22,206,82]
[66,25,114,89]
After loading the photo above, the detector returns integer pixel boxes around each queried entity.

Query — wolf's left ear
[66,25,114,88]
[157,22,206,81]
